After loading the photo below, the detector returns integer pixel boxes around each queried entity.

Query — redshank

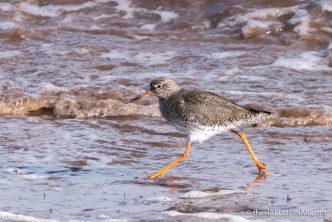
[129,77,272,179]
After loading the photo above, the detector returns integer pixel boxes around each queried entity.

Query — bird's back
[159,89,271,140]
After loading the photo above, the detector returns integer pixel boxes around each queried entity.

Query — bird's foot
[148,170,164,179]
[256,161,271,176]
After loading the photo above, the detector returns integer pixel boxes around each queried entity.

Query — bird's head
[128,77,180,103]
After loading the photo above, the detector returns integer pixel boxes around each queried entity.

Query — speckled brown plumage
[150,77,272,142]
[129,76,272,178]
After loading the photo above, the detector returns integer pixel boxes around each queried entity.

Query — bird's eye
[156,84,163,89]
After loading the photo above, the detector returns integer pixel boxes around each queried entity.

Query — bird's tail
[245,106,275,126]
[246,107,271,115]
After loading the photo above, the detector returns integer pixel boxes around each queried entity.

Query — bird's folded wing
[177,90,254,126]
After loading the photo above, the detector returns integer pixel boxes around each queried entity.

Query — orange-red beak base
[128,90,152,103]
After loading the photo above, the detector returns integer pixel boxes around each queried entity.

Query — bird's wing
[176,90,254,126]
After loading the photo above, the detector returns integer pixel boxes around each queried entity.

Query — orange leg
[148,142,192,179]
[231,129,271,175]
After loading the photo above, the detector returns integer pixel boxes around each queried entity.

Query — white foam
[321,0,332,12]
[70,220,119,222]
[0,3,13,12]
[39,83,66,93]
[56,2,98,13]
[40,43,53,50]
[132,35,151,40]
[182,190,246,199]
[18,2,99,17]
[272,51,332,71]
[73,48,90,55]
[218,6,311,38]
[211,51,246,59]
[6,167,25,175]
[101,50,129,60]
[219,74,267,81]
[55,47,90,56]
[101,50,176,65]
[5,168,46,180]
[224,67,243,76]
[0,21,18,30]
[103,220,127,222]
[288,9,314,36]
[21,174,47,180]
[93,217,128,222]
[140,24,156,31]
[243,20,268,29]
[113,0,134,19]
[19,3,59,17]
[321,26,332,34]
[0,211,59,222]
[220,6,297,27]
[166,211,254,222]
[151,9,178,22]
[240,75,266,81]
[242,20,281,37]
[112,0,177,22]
[146,196,172,202]
[134,51,176,65]
[97,214,110,219]
[0,50,21,59]
[60,15,73,24]
[92,14,113,21]
[328,43,332,50]
[90,24,102,30]
[244,7,296,20]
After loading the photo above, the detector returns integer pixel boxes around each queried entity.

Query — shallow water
[0,0,331,221]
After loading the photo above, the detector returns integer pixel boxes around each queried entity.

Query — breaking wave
[1,86,331,128]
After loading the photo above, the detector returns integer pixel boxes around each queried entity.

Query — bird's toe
[148,171,163,179]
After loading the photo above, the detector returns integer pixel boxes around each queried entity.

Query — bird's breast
[159,101,178,123]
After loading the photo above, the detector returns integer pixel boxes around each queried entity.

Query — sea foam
[166,211,257,222]
[272,51,332,71]
[0,211,59,222]
[182,189,247,199]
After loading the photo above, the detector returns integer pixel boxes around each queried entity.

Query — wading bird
[129,77,272,178]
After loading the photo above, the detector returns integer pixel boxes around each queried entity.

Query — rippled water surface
[0,0,331,221]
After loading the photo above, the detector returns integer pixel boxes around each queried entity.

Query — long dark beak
[127,90,152,103]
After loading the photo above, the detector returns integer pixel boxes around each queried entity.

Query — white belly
[188,124,230,143]
[169,113,271,143]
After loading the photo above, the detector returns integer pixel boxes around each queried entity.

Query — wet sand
[0,0,331,221]
[0,116,331,221]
